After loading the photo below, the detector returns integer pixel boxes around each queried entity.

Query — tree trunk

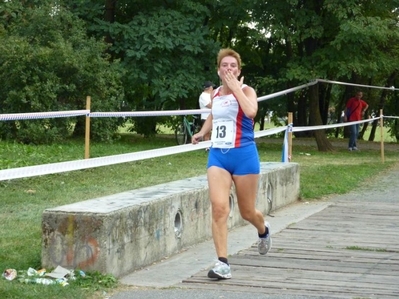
[359,121,369,140]
[295,89,310,138]
[104,0,117,45]
[309,84,334,151]
[319,83,332,124]
[258,107,266,130]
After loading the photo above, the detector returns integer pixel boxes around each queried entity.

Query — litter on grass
[2,265,85,286]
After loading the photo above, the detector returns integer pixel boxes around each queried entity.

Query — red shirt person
[344,91,368,151]
[345,91,368,122]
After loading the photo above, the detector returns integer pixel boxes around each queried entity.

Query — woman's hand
[192,133,203,144]
[223,70,244,92]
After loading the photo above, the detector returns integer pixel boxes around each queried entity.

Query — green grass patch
[346,246,388,252]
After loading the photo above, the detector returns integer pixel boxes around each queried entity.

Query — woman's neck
[220,85,233,96]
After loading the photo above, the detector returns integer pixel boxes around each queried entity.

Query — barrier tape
[0,115,390,182]
[0,110,90,121]
[0,127,284,181]
[0,78,396,121]
[0,142,209,181]
[0,77,395,181]
[257,80,318,102]
[317,79,398,91]
[292,117,381,132]
[90,109,210,118]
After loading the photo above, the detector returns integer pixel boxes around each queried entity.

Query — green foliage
[244,0,399,147]
[0,2,125,143]
[66,0,222,136]
[73,270,118,290]
[2,0,399,145]
[114,7,219,102]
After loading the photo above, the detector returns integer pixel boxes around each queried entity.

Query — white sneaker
[258,222,272,255]
[207,261,232,279]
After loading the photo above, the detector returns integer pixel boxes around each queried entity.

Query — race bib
[211,119,235,148]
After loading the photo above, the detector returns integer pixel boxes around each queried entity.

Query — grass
[346,246,388,252]
[0,132,398,298]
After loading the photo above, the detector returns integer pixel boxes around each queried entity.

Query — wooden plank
[182,275,399,298]
[179,200,399,298]
[178,283,351,298]
[187,267,399,286]
[235,251,399,265]
[227,256,399,274]
[183,276,399,295]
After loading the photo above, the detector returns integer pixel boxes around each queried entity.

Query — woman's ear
[217,71,220,76]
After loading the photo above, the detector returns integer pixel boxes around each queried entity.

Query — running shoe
[207,261,232,279]
[258,222,272,255]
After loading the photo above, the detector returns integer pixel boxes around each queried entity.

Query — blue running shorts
[207,143,260,175]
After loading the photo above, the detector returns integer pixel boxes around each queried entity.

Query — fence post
[85,96,91,159]
[288,112,293,161]
[379,109,384,163]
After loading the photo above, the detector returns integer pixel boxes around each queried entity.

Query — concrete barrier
[41,162,299,278]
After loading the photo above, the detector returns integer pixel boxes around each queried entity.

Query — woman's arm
[192,114,213,144]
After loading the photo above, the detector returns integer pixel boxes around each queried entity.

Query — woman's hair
[217,48,242,69]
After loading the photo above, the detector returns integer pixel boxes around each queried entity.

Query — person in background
[344,91,369,151]
[199,81,215,150]
[192,48,271,280]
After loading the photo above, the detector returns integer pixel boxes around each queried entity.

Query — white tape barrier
[317,79,399,91]
[0,126,284,181]
[0,142,209,181]
[0,77,397,121]
[255,126,287,137]
[0,117,389,181]
[257,80,318,102]
[292,117,381,132]
[1,78,396,121]
[0,76,394,181]
[90,109,210,118]
[0,109,210,120]
[0,110,90,121]
[0,80,318,121]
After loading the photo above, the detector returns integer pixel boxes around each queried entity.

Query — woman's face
[218,56,241,79]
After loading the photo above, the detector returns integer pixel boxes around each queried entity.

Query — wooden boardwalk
[180,201,399,299]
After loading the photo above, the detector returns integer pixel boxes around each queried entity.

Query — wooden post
[288,112,293,161]
[379,109,384,163]
[85,96,91,159]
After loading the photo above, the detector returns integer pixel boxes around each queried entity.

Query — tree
[0,0,125,143]
[66,0,221,136]
[2,0,399,144]
[249,0,399,150]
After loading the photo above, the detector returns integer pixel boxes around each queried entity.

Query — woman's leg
[207,166,232,259]
[234,173,271,255]
[233,174,265,233]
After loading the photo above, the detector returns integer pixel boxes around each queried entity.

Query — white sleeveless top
[211,85,255,148]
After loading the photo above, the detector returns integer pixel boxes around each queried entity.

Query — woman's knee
[212,204,230,220]
[239,208,256,222]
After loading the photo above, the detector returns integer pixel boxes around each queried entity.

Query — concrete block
[41,162,299,277]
